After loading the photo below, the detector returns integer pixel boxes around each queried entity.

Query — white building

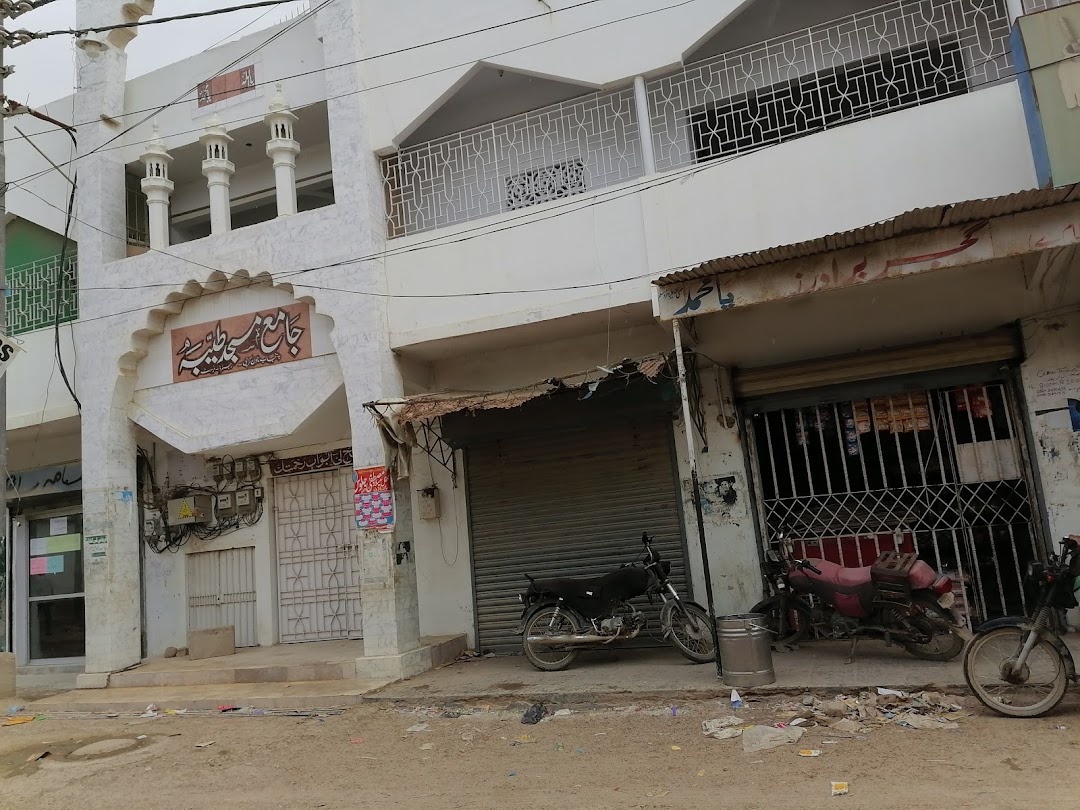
[3,0,1080,682]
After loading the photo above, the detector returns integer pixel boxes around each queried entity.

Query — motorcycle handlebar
[799,560,822,576]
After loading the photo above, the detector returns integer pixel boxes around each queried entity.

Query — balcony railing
[382,0,1013,239]
[381,87,643,238]
[7,254,78,335]
[647,0,1012,171]
[1024,0,1078,11]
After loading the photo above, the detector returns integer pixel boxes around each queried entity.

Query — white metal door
[275,469,362,643]
[186,547,257,647]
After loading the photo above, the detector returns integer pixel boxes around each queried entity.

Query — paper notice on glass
[30,557,47,575]
[30,534,80,556]
[49,516,68,536]
[46,555,64,574]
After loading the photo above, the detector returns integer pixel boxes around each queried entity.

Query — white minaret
[139,124,174,251]
[265,83,301,217]
[200,114,235,235]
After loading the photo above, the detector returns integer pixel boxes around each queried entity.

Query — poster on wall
[171,303,312,383]
[354,467,394,531]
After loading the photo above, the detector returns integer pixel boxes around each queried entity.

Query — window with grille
[505,159,586,210]
[690,38,968,163]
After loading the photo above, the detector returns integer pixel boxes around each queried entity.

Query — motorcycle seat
[804,558,939,589]
[804,560,873,587]
[527,568,653,604]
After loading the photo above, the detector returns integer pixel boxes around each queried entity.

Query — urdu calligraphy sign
[269,448,354,477]
[171,304,312,383]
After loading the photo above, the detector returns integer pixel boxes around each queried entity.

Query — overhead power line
[5,41,1043,310]
[5,0,695,191]
[8,0,614,133]
[5,0,301,46]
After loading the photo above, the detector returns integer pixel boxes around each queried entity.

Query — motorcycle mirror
[641,532,652,546]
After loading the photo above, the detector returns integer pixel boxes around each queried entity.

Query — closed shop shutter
[467,418,689,655]
[187,547,258,647]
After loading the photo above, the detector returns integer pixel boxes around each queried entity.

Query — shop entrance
[747,376,1043,627]
[13,508,85,663]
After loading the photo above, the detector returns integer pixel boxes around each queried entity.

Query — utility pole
[0,1,9,656]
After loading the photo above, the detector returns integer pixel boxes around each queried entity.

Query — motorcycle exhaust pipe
[526,633,610,647]
[526,630,639,647]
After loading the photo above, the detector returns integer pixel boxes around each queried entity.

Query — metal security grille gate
[275,469,363,643]
[187,547,257,648]
[467,419,690,655]
[748,379,1043,627]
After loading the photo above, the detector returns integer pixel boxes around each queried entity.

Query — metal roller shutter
[467,418,689,655]
[734,328,1022,400]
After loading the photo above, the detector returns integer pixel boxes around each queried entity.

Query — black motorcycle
[964,535,1080,717]
[515,533,714,671]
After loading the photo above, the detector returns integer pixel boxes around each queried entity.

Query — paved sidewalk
[368,637,1080,704]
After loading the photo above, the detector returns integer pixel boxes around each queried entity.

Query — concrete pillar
[316,0,421,678]
[633,75,656,175]
[0,652,14,699]
[1006,0,1025,23]
[265,83,301,217]
[73,3,146,680]
[139,124,173,251]
[200,114,235,235]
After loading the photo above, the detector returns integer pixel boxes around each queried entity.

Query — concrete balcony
[383,0,1016,241]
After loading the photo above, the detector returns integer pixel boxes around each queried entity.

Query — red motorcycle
[751,533,964,661]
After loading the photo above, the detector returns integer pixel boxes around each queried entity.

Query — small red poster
[355,467,394,531]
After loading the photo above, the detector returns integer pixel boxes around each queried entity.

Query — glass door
[27,512,84,661]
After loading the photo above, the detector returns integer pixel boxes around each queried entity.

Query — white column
[139,124,174,251]
[200,114,235,235]
[265,83,301,217]
[634,75,656,176]
[1006,0,1025,23]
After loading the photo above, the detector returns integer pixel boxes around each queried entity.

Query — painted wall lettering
[170,304,312,383]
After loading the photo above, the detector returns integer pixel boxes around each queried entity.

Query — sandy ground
[2,696,1080,810]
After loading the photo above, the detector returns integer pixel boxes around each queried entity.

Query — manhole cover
[70,739,139,758]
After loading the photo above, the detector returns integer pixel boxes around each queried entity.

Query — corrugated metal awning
[654,184,1080,287]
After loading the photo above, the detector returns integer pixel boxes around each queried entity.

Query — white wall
[142,445,278,656]
[355,0,747,148]
[116,17,327,165]
[4,99,76,235]
[1021,308,1080,547]
[410,447,474,646]
[386,83,1037,350]
[6,324,81,429]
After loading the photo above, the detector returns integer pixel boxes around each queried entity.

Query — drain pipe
[672,321,723,680]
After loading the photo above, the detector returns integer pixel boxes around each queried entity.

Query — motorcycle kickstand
[845,636,858,665]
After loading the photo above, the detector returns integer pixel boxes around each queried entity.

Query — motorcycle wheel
[522,606,581,672]
[750,596,812,647]
[902,597,964,662]
[964,626,1068,717]
[666,602,715,664]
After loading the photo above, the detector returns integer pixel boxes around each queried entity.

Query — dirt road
[1,697,1078,809]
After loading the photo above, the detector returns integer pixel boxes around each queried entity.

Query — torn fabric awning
[364,354,672,478]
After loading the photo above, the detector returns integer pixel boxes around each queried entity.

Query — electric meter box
[167,494,214,525]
